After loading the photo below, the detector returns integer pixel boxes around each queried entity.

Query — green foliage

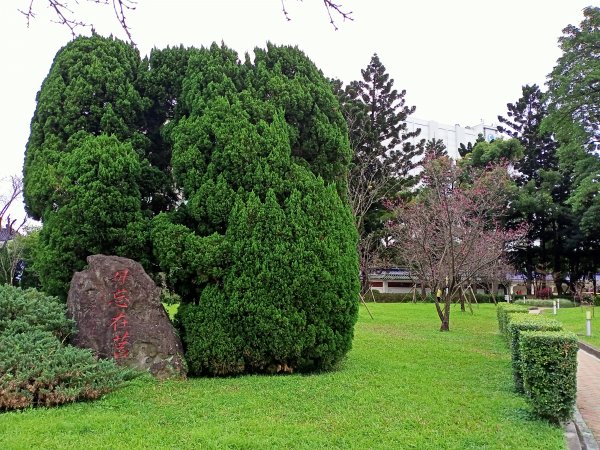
[152,43,359,375]
[24,34,152,220]
[24,37,359,375]
[23,34,162,299]
[464,138,524,168]
[16,228,42,289]
[424,138,446,159]
[371,291,434,303]
[543,7,600,154]
[33,134,150,298]
[514,299,575,308]
[506,315,562,393]
[0,330,131,410]
[0,285,131,410]
[519,331,578,423]
[496,303,529,335]
[539,7,600,287]
[0,284,73,337]
[333,54,424,292]
[371,291,503,304]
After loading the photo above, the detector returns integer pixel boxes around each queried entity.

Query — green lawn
[541,305,600,349]
[0,304,565,449]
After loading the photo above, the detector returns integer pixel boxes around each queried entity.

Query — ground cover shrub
[507,315,562,393]
[515,298,575,308]
[520,330,578,423]
[496,302,528,335]
[0,285,132,410]
[0,284,74,337]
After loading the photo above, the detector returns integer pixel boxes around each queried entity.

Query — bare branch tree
[0,176,23,222]
[18,0,137,42]
[0,176,28,286]
[281,0,353,30]
[19,0,351,42]
[386,156,527,331]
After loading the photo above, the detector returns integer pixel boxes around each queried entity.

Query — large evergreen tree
[23,34,163,297]
[496,85,572,294]
[152,43,359,375]
[542,7,600,293]
[498,85,557,184]
[24,37,359,374]
[334,54,424,292]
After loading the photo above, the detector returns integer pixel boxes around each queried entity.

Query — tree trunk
[438,297,451,331]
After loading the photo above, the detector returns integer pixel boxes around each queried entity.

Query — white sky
[0,0,594,221]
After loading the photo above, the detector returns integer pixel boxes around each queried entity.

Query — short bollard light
[557,298,560,309]
[586,310,592,337]
[553,300,557,315]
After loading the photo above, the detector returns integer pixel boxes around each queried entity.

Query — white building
[404,117,501,158]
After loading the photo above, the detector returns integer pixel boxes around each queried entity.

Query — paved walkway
[577,348,600,443]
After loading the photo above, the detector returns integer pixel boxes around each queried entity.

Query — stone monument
[67,255,186,379]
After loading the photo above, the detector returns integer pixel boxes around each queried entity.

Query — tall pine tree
[334,53,423,292]
[542,6,600,294]
[497,85,566,293]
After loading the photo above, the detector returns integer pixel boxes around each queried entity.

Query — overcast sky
[0,0,593,221]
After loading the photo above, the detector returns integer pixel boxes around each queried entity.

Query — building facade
[404,117,501,158]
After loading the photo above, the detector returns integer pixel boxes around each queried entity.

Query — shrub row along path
[577,347,600,443]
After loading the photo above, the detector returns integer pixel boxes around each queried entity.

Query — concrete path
[577,348,600,447]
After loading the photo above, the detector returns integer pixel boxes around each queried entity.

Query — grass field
[541,304,600,349]
[0,304,566,449]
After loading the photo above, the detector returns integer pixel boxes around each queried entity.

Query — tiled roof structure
[369,268,412,281]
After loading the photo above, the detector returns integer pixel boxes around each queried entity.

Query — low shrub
[514,298,575,308]
[0,284,74,337]
[506,315,562,393]
[0,330,133,410]
[370,292,434,303]
[496,303,528,336]
[370,291,503,304]
[594,295,600,307]
[0,285,133,410]
[520,330,578,424]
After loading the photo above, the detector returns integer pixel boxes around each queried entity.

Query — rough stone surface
[67,255,186,379]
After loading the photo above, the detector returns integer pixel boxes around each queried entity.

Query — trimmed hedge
[520,331,578,424]
[0,285,133,410]
[496,303,529,335]
[371,291,504,304]
[514,298,575,308]
[506,315,562,393]
[371,292,434,303]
